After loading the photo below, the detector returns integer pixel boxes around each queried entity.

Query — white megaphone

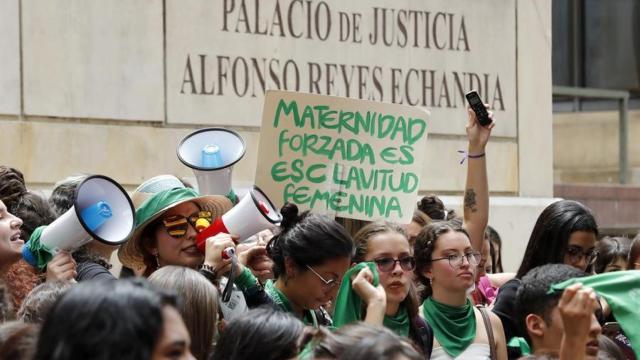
[22,175,135,269]
[195,186,282,252]
[177,128,246,196]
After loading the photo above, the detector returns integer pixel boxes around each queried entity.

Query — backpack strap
[477,305,496,360]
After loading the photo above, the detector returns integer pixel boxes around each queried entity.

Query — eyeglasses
[162,211,212,238]
[431,252,481,268]
[565,245,598,265]
[374,256,416,272]
[305,265,339,290]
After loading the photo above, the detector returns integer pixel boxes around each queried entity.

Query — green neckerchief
[549,270,640,358]
[333,262,410,337]
[508,337,531,356]
[24,226,53,271]
[226,189,239,205]
[264,280,318,327]
[384,305,410,337]
[332,262,378,327]
[422,297,476,357]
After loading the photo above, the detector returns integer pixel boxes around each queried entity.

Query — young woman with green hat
[118,175,233,277]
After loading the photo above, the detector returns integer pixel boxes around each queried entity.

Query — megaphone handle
[221,254,237,303]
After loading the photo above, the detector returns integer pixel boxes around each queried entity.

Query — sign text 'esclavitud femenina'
[255,90,429,223]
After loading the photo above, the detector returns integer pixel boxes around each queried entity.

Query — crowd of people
[0,106,639,360]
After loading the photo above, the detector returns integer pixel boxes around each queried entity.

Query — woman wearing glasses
[209,202,354,327]
[118,177,233,277]
[341,222,433,354]
[491,199,599,350]
[414,221,507,359]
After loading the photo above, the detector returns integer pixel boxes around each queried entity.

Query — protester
[414,221,507,359]
[514,264,600,360]
[417,195,455,222]
[214,307,305,360]
[333,221,433,355]
[594,236,631,274]
[18,281,73,324]
[149,266,218,360]
[118,181,232,277]
[492,200,599,343]
[337,327,423,360]
[0,167,60,311]
[302,322,421,359]
[406,210,431,246]
[210,203,354,327]
[34,278,195,360]
[0,200,24,277]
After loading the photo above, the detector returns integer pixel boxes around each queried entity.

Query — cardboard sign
[255,90,429,224]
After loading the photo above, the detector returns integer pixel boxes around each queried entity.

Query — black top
[76,261,116,282]
[491,278,522,342]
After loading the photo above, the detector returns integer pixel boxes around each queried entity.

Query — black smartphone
[602,322,623,338]
[465,91,492,127]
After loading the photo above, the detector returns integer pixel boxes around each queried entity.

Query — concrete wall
[0,0,555,271]
[554,109,640,184]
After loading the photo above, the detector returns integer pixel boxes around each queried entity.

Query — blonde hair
[149,266,218,360]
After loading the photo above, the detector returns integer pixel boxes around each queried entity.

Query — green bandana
[332,262,378,327]
[264,280,318,327]
[508,337,531,356]
[422,297,476,357]
[23,226,51,271]
[549,270,640,358]
[332,262,410,337]
[383,305,410,337]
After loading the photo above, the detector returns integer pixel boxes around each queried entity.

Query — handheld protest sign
[254,90,429,224]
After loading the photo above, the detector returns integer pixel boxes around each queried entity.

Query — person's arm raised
[463,105,494,252]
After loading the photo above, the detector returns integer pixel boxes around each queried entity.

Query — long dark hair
[413,221,470,299]
[267,203,354,279]
[516,200,598,278]
[353,222,419,319]
[34,279,177,360]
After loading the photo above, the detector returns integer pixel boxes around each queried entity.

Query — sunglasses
[162,211,212,238]
[374,256,416,272]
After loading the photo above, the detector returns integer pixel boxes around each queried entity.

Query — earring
[154,253,161,269]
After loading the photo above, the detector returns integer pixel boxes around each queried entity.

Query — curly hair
[413,221,470,299]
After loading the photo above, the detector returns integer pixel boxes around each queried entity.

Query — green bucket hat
[118,186,232,271]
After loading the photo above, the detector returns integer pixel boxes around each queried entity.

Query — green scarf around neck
[422,297,476,357]
[264,280,318,327]
[333,262,410,337]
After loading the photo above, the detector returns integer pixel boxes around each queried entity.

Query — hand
[466,104,495,153]
[203,233,239,277]
[46,251,77,282]
[236,243,273,282]
[256,229,275,245]
[558,283,598,340]
[351,267,386,307]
